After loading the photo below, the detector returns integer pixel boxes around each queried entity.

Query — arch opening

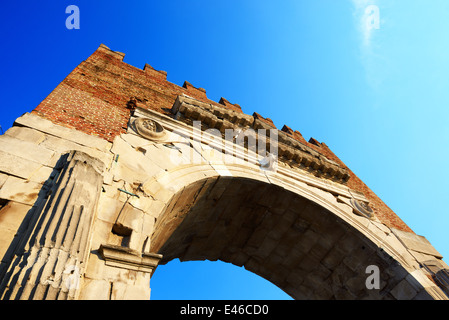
[151,259,292,300]
[150,175,431,300]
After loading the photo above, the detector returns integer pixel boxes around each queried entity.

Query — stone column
[0,151,104,300]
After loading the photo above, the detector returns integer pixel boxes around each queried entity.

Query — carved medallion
[350,199,374,219]
[134,117,166,141]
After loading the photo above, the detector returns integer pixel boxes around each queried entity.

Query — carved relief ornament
[134,117,166,141]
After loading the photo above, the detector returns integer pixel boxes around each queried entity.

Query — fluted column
[0,151,104,300]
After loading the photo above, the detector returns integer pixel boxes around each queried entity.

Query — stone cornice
[170,95,350,184]
[99,244,163,274]
[128,107,366,203]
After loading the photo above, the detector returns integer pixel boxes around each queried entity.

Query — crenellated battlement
[93,44,325,146]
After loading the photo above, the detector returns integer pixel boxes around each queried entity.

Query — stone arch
[145,163,434,300]
[0,113,445,300]
[0,44,447,300]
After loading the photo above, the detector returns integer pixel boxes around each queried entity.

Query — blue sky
[0,1,448,300]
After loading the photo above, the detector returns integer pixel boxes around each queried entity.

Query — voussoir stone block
[390,279,418,300]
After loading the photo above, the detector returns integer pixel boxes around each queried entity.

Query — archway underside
[150,176,428,300]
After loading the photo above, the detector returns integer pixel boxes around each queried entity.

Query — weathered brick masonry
[32,44,411,232]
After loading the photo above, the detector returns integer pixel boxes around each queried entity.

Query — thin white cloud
[352,0,380,47]
[351,0,385,92]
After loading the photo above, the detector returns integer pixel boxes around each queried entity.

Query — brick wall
[31,44,412,232]
[33,44,242,142]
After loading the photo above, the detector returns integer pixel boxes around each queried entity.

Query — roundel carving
[134,117,166,141]
[350,198,374,219]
